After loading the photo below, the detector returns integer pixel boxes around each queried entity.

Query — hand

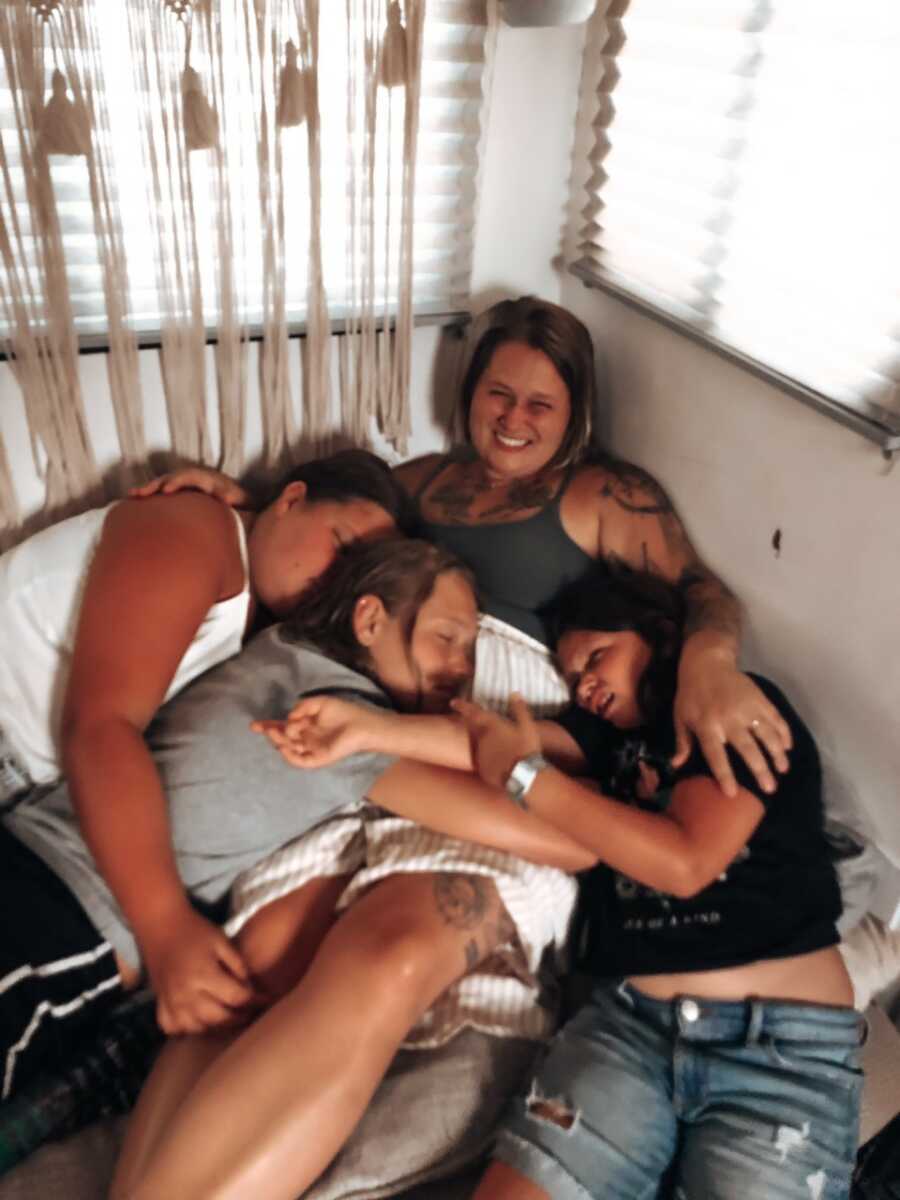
[251,696,376,768]
[673,656,792,797]
[139,907,262,1035]
[129,467,252,508]
[450,693,541,790]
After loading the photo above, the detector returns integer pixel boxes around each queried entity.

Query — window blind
[0,0,490,339]
[573,0,900,449]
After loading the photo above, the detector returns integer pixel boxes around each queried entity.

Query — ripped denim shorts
[493,979,865,1200]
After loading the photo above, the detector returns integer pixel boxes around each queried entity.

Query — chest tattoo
[427,466,560,524]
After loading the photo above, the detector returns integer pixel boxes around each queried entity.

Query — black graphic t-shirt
[553,675,842,979]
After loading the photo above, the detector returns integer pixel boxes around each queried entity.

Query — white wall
[470,21,585,306]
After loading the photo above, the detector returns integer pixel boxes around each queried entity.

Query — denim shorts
[493,980,865,1200]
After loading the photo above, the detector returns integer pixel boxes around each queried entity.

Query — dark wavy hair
[282,537,477,676]
[459,296,597,469]
[550,563,685,725]
[265,449,417,535]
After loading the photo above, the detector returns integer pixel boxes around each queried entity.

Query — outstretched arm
[366,759,596,873]
[253,697,587,775]
[584,459,790,796]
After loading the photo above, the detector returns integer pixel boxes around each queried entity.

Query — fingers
[214,934,250,983]
[251,719,291,748]
[275,743,322,768]
[450,697,494,734]
[694,731,738,798]
[158,990,256,1036]
[156,967,259,1036]
[508,693,536,732]
[251,719,286,735]
[728,729,776,795]
[128,479,166,498]
[750,712,792,771]
[687,720,783,796]
[671,717,692,768]
[285,695,332,722]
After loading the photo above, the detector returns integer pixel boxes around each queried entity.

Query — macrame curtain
[0,0,438,544]
[0,1,102,533]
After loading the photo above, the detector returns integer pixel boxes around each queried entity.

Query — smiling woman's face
[556,627,653,730]
[467,341,572,483]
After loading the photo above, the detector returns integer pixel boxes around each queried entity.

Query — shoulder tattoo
[598,460,674,516]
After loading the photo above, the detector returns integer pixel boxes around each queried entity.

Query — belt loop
[745,999,765,1045]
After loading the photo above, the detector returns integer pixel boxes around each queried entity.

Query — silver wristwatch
[505,752,549,809]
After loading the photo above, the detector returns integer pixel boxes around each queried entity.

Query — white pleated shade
[574,0,900,428]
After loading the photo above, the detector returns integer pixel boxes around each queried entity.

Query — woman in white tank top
[0,450,403,1037]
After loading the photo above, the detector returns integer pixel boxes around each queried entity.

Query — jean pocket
[765,1035,865,1093]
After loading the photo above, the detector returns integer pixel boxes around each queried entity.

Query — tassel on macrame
[277,40,306,128]
[40,69,90,156]
[379,2,408,89]
[182,64,218,151]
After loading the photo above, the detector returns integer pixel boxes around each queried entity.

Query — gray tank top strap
[551,459,580,510]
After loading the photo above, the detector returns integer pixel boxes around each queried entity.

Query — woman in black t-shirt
[457,565,864,1200]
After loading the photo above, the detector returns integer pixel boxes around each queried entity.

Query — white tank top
[0,502,251,785]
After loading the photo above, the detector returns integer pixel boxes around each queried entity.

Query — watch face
[507,768,527,799]
[507,753,545,802]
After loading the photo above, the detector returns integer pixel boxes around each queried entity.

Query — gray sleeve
[5,634,401,974]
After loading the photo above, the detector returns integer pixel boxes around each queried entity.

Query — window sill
[1,306,471,362]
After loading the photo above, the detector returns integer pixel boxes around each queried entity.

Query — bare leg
[124,871,512,1200]
[472,1161,551,1200]
[111,874,349,1198]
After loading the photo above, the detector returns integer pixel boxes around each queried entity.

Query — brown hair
[265,449,417,534]
[459,296,597,468]
[282,537,477,674]
[551,562,684,725]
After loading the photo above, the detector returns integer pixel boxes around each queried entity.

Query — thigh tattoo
[433,874,489,931]
[432,874,514,973]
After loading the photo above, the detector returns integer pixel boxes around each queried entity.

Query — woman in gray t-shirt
[110,538,592,1200]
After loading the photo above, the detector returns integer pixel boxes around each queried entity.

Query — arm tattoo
[433,873,489,931]
[679,566,742,640]
[599,457,742,643]
[598,460,674,517]
[464,939,480,970]
[599,459,697,567]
